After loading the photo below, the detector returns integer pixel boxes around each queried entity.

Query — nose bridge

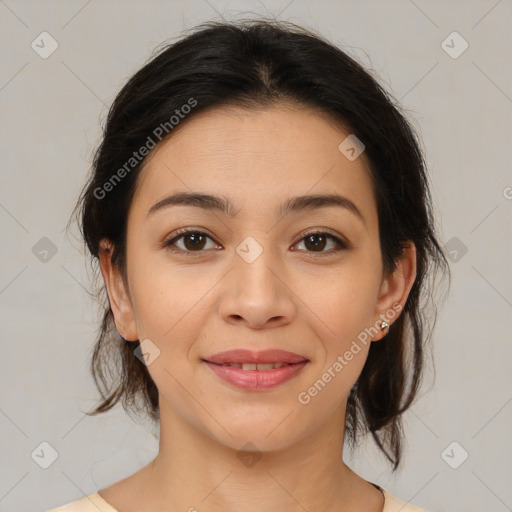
[218,234,295,327]
[232,234,281,296]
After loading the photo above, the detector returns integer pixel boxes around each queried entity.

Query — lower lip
[204,361,308,390]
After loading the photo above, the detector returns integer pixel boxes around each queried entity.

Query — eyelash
[162,228,349,257]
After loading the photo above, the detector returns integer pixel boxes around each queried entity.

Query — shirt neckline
[94,482,389,511]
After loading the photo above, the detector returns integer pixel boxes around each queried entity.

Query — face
[100,104,415,452]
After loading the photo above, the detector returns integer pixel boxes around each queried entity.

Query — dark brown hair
[73,18,450,471]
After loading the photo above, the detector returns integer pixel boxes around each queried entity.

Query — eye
[163,228,348,256]
[163,229,219,254]
[292,230,348,255]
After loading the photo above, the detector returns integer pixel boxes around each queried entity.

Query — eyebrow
[147,192,365,225]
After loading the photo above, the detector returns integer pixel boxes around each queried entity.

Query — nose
[217,245,297,330]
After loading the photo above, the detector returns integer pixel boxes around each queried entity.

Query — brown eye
[294,231,348,255]
[163,229,348,256]
[304,233,328,251]
[181,232,208,251]
[164,230,217,253]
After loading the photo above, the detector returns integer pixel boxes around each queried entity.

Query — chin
[205,414,309,454]
[216,431,299,456]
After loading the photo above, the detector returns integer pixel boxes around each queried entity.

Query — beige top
[47,484,429,511]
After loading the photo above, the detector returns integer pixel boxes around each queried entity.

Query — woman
[50,18,449,512]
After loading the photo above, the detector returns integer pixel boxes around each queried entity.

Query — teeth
[221,362,290,370]
[253,363,275,371]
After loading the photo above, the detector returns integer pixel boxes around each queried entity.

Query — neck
[135,398,376,512]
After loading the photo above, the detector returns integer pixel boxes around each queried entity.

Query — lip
[204,349,307,365]
[203,349,309,390]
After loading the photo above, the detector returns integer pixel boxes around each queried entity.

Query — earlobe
[372,242,417,341]
[98,239,138,341]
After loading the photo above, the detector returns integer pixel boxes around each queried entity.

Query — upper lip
[204,349,308,365]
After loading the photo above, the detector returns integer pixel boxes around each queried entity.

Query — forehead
[131,104,377,225]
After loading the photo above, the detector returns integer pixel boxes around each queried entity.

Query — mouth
[202,349,309,390]
[203,348,308,366]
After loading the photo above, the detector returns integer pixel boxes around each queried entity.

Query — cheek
[293,273,379,413]
[298,259,381,341]
[126,258,211,404]
[126,244,213,337]
[298,257,381,387]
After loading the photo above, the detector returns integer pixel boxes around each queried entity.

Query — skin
[98,103,416,512]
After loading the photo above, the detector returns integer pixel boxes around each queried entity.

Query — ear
[98,238,138,342]
[372,241,417,341]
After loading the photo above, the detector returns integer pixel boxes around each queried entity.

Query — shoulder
[47,492,118,512]
[381,487,431,512]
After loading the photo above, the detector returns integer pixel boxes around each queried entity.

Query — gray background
[0,1,511,511]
